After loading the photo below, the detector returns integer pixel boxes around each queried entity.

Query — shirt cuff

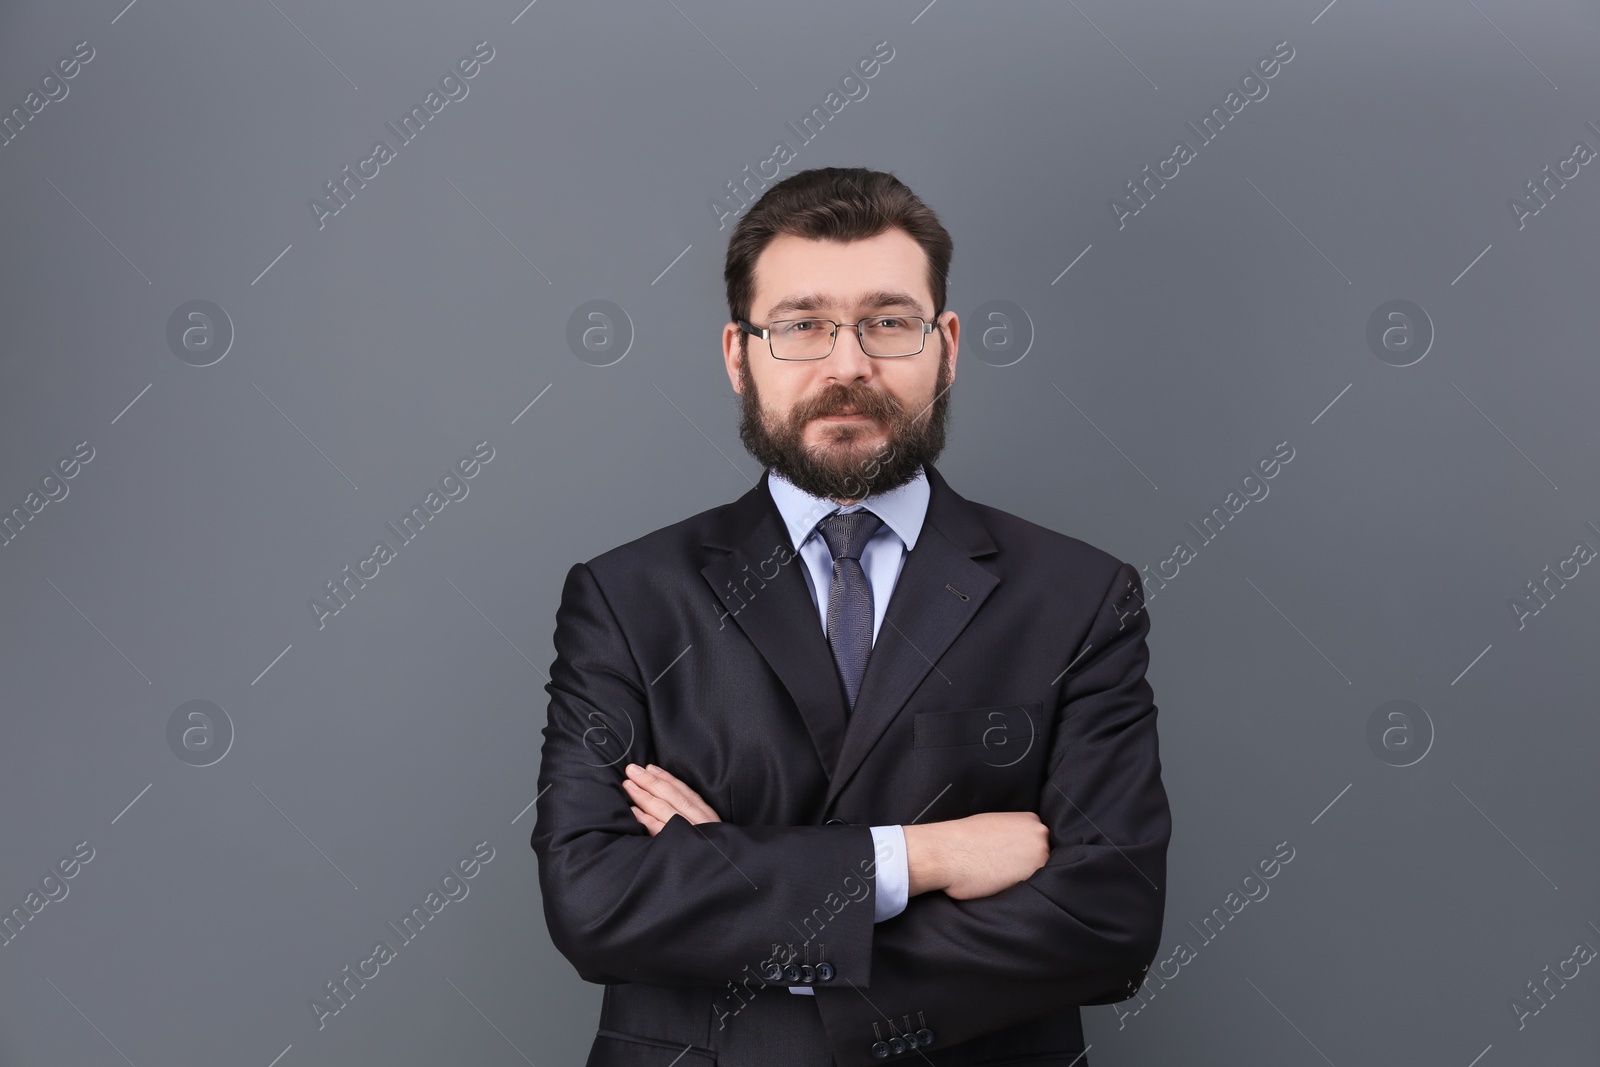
[787,824,909,995]
[869,824,909,922]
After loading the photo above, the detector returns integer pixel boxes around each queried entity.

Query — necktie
[815,509,884,711]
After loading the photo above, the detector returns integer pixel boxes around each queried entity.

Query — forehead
[751,229,933,317]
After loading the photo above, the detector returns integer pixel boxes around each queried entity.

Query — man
[532,167,1169,1066]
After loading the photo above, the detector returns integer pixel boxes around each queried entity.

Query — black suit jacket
[531,463,1169,1066]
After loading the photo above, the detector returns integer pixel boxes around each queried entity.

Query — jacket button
[783,963,801,982]
[760,962,783,982]
[870,1041,890,1059]
[816,962,835,981]
[799,964,815,983]
[824,817,847,825]
[915,1027,934,1046]
[888,1036,906,1054]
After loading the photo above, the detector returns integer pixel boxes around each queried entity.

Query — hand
[905,811,1051,900]
[622,763,722,836]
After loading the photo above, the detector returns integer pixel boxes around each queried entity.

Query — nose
[825,323,875,380]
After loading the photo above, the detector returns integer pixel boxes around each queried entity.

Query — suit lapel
[701,472,851,775]
[700,465,1001,802]
[823,464,999,808]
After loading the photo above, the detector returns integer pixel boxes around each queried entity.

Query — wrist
[904,821,951,897]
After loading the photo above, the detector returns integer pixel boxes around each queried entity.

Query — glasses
[738,315,935,361]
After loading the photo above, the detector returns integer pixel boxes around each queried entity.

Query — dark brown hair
[724,167,953,339]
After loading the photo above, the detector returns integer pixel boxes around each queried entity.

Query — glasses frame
[737,315,936,361]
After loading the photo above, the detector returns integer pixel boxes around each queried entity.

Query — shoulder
[939,467,1132,583]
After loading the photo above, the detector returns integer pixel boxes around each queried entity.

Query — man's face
[721,229,960,503]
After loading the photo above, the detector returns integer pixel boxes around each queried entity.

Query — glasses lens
[768,317,926,359]
[770,319,835,360]
[859,315,926,356]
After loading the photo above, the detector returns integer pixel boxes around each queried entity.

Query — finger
[622,777,685,827]
[630,804,666,836]
[624,764,711,822]
[637,764,721,823]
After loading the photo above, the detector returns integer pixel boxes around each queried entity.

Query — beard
[737,335,952,503]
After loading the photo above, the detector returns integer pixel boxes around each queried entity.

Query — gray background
[2,0,1596,1064]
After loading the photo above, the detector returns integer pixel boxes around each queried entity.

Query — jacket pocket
[592,1028,718,1064]
[912,702,1043,749]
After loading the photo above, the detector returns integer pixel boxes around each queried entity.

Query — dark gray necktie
[815,509,884,711]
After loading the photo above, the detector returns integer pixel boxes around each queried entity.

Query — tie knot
[815,509,883,563]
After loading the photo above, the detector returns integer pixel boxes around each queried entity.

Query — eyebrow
[763,289,926,320]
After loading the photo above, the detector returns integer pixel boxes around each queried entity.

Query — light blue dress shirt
[765,464,929,993]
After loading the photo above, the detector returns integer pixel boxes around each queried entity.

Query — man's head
[721,168,959,504]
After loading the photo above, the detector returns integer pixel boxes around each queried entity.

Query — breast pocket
[912,702,1044,765]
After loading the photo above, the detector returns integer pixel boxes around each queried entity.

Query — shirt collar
[767,463,930,553]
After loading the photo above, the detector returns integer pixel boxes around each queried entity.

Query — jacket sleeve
[813,563,1170,1062]
[531,561,881,989]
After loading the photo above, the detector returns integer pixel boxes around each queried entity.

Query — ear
[940,310,959,382]
[722,322,746,394]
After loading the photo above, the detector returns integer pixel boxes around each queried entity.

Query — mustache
[796,386,902,423]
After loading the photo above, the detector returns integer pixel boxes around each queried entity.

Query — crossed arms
[531,559,1169,1050]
